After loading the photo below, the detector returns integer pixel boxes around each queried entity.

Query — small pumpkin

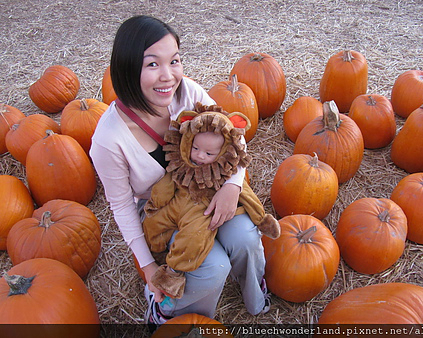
[0,175,34,250]
[101,65,117,105]
[283,96,323,143]
[26,130,97,206]
[29,65,80,114]
[229,52,286,118]
[0,258,100,325]
[318,282,423,324]
[391,173,423,244]
[335,198,407,274]
[7,199,101,278]
[208,74,258,142]
[390,69,423,118]
[348,94,396,149]
[151,313,233,338]
[5,114,61,165]
[0,103,25,154]
[390,105,423,173]
[61,98,108,154]
[319,50,368,113]
[262,214,340,303]
[271,153,338,219]
[293,100,364,183]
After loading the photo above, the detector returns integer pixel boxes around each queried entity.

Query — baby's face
[190,132,224,165]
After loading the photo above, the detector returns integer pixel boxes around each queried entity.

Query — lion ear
[177,111,199,124]
[227,112,251,131]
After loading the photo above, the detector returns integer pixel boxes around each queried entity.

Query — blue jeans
[158,213,266,317]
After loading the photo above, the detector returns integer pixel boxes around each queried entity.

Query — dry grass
[1,0,422,331]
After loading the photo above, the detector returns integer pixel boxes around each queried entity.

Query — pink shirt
[90,78,245,267]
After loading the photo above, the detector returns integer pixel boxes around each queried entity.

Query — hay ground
[1,0,422,330]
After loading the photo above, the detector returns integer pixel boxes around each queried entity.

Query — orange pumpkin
[319,50,368,113]
[335,198,407,274]
[7,199,101,278]
[26,130,97,206]
[229,52,286,118]
[29,65,80,114]
[318,283,423,324]
[0,103,25,154]
[390,106,423,173]
[283,96,323,143]
[293,101,364,183]
[0,175,34,250]
[151,313,233,338]
[208,74,258,142]
[5,114,61,165]
[271,153,338,219]
[348,94,396,149]
[0,258,100,325]
[262,214,340,303]
[391,69,423,118]
[101,66,117,105]
[391,173,423,244]
[61,98,108,154]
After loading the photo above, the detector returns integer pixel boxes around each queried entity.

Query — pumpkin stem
[0,104,13,130]
[80,98,89,111]
[3,273,35,296]
[228,74,240,97]
[320,101,341,132]
[297,226,317,243]
[342,50,354,62]
[309,153,320,168]
[366,95,377,106]
[39,211,54,228]
[250,53,264,62]
[378,209,391,222]
[44,129,55,138]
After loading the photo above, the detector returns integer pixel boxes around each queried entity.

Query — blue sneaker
[144,284,169,331]
[260,278,271,314]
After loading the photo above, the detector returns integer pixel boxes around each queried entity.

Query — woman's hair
[110,15,180,115]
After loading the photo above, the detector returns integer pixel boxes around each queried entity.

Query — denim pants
[156,213,266,317]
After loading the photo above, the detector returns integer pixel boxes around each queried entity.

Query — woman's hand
[142,261,165,302]
[204,183,241,231]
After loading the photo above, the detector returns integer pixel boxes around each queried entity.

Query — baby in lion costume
[143,103,280,299]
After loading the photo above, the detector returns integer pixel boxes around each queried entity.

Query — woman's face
[140,34,183,112]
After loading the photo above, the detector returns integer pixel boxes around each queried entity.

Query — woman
[90,15,269,328]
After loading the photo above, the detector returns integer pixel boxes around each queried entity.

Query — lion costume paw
[151,265,186,299]
[258,214,281,239]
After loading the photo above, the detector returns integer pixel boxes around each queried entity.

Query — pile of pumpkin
[1,49,423,330]
[207,51,423,324]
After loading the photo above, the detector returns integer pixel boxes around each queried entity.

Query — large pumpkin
[208,74,258,142]
[390,105,423,173]
[262,214,340,303]
[151,313,233,338]
[5,113,61,165]
[391,173,423,244]
[283,96,323,143]
[0,258,100,325]
[390,69,423,118]
[0,175,34,250]
[348,94,396,149]
[270,153,338,220]
[293,100,364,183]
[318,282,423,324]
[7,199,101,278]
[319,50,368,113]
[335,198,407,274]
[229,52,286,118]
[101,65,117,105]
[29,65,80,114]
[61,98,108,154]
[26,130,97,206]
[0,103,25,154]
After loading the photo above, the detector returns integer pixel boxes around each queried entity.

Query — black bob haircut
[110,15,180,116]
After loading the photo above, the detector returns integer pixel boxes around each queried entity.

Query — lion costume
[143,103,280,299]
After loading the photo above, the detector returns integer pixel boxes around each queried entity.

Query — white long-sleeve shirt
[90,78,245,268]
